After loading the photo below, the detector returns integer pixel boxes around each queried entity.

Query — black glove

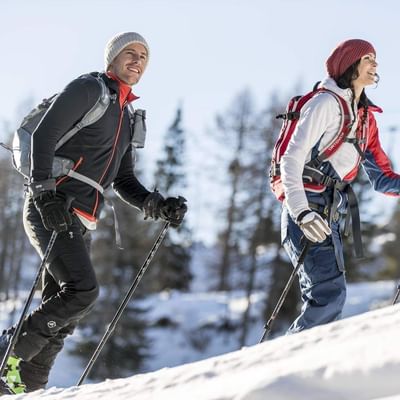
[30,180,73,233]
[142,190,165,220]
[159,196,187,227]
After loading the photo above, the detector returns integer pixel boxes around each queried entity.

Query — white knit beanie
[104,32,150,71]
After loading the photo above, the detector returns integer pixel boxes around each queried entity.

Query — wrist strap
[29,179,56,198]
[296,209,312,224]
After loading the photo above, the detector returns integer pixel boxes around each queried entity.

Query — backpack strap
[52,75,111,193]
[306,89,354,168]
[0,142,12,153]
[307,181,364,258]
[55,75,111,151]
[272,92,317,164]
[53,156,105,193]
[344,107,368,160]
[65,170,104,194]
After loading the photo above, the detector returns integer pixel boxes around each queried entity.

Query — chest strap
[66,170,104,194]
[344,137,367,159]
[54,156,105,194]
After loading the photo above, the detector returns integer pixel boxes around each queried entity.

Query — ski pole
[259,239,310,343]
[0,230,58,377]
[77,222,170,386]
[392,283,400,305]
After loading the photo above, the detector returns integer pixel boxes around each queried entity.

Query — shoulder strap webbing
[66,170,104,194]
[55,75,110,151]
[53,75,110,194]
[310,89,353,164]
[272,91,316,163]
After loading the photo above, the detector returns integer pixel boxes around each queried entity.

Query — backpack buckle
[320,175,336,187]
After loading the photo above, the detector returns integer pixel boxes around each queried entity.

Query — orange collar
[106,72,139,108]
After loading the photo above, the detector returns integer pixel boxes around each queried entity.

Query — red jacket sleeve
[362,111,400,196]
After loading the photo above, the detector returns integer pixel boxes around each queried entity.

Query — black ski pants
[16,195,99,391]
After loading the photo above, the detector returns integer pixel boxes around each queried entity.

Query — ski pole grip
[177,196,187,206]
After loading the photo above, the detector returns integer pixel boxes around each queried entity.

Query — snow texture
[1,286,399,399]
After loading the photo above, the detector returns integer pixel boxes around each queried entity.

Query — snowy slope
[1,281,396,392]
[44,280,395,388]
[5,303,400,400]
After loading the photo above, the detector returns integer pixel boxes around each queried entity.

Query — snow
[4,302,400,399]
[0,280,397,398]
[42,279,395,389]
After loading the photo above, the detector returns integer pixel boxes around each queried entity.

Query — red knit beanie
[326,39,375,80]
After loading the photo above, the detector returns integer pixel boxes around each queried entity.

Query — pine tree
[375,130,400,282]
[237,93,299,341]
[380,200,400,280]
[212,89,255,292]
[149,106,192,292]
[0,124,38,304]
[206,89,298,339]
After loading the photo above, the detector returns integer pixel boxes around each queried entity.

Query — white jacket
[280,78,361,219]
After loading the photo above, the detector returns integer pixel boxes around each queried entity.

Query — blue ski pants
[281,205,347,334]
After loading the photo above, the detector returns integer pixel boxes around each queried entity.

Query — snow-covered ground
[4,300,400,399]
[50,280,396,386]
[0,280,397,399]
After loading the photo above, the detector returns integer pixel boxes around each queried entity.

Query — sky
[9,293,400,399]
[2,0,400,242]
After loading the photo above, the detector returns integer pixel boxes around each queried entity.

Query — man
[0,32,187,393]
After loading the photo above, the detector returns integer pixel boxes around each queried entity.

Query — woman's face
[353,53,378,88]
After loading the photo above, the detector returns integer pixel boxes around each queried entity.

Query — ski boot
[0,356,26,394]
[0,330,26,394]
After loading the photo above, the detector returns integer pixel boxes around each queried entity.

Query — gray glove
[298,210,331,243]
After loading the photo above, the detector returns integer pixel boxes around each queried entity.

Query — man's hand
[143,190,165,220]
[159,196,187,227]
[32,190,73,233]
[297,210,331,243]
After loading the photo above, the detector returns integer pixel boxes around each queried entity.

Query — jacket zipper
[92,102,127,217]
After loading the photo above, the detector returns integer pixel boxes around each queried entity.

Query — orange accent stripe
[73,208,97,222]
[92,103,126,217]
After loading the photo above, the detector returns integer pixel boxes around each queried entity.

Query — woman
[280,39,400,333]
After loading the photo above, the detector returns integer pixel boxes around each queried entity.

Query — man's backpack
[1,74,147,191]
[269,88,353,201]
[2,75,110,181]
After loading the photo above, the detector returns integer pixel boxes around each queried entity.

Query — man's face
[108,43,148,86]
